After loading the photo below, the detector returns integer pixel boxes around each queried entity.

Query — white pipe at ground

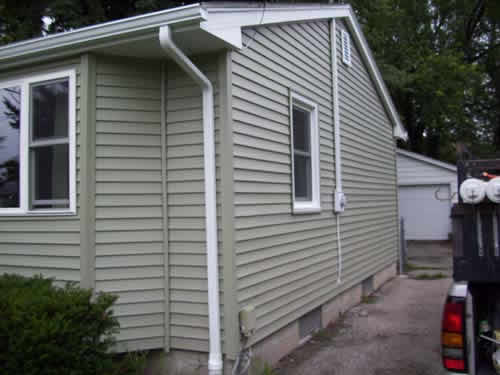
[159,25,223,375]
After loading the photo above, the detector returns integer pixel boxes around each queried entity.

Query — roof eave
[0,3,408,141]
[200,4,408,141]
[341,7,407,141]
[0,4,205,70]
[397,148,457,172]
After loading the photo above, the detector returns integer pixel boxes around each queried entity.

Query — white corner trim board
[159,26,223,375]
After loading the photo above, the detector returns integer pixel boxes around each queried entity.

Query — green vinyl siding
[231,20,398,346]
[0,59,81,285]
[165,55,224,353]
[336,19,398,284]
[94,56,165,351]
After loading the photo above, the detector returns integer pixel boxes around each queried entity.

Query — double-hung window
[0,70,76,215]
[290,92,320,213]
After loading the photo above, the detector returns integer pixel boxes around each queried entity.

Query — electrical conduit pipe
[330,19,343,283]
[159,26,223,375]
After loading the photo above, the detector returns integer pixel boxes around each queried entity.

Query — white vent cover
[341,29,351,66]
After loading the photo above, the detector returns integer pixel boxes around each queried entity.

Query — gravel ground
[274,242,453,375]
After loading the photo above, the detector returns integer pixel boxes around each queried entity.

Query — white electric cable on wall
[336,214,342,283]
[331,19,343,283]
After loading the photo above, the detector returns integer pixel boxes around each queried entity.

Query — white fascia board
[397,148,457,172]
[341,8,408,141]
[393,124,408,140]
[202,4,407,140]
[0,4,205,69]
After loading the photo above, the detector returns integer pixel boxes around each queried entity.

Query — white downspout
[159,26,223,375]
[331,19,343,283]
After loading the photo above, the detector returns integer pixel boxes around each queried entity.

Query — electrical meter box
[453,159,500,283]
[239,306,256,338]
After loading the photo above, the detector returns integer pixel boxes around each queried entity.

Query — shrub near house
[0,274,143,375]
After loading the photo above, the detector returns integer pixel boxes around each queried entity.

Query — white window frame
[290,92,321,214]
[0,69,76,216]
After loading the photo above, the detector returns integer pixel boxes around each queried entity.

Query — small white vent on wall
[341,29,351,66]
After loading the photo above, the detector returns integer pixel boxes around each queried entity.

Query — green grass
[405,262,446,272]
[312,327,332,342]
[260,363,277,375]
[413,272,448,280]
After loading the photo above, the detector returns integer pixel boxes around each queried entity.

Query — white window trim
[290,92,321,214]
[0,69,76,216]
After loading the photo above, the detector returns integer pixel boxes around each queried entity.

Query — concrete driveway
[406,241,453,278]
[274,242,452,375]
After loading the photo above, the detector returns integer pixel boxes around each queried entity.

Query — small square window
[290,93,320,214]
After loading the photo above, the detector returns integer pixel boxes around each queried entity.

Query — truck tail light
[442,297,467,373]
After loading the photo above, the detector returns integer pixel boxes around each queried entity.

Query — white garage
[397,149,457,241]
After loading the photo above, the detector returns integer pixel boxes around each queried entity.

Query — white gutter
[331,19,343,283]
[0,4,204,63]
[159,26,222,374]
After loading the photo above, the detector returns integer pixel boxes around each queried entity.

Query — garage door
[399,185,452,240]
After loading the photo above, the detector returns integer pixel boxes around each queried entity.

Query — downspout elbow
[159,25,223,375]
[159,26,213,91]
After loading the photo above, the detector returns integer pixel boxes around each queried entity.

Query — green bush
[0,274,144,375]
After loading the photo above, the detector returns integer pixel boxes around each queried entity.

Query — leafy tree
[348,0,480,162]
[0,0,50,44]
[460,1,500,155]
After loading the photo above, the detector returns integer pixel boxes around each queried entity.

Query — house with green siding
[0,3,406,374]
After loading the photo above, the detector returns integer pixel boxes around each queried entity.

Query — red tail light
[442,297,467,373]
[443,301,464,332]
[443,358,466,371]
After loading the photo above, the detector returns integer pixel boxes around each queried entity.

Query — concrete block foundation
[143,263,396,374]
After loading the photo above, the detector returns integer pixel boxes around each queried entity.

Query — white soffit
[201,5,351,48]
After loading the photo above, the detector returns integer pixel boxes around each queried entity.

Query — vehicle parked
[442,159,500,375]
